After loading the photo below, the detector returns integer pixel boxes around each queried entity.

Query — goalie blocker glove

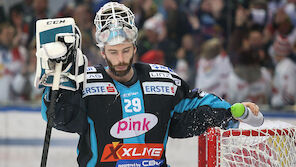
[34,18,88,91]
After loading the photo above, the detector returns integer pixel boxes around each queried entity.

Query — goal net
[198,125,296,167]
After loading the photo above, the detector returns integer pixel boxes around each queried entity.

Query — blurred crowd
[0,0,296,109]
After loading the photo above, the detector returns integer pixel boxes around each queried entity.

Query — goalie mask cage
[198,127,296,167]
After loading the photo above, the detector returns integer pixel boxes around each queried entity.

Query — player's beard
[106,54,134,77]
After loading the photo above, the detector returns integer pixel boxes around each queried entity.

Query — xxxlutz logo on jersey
[101,142,163,162]
[110,113,158,139]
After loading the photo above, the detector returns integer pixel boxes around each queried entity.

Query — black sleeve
[43,88,87,135]
[168,75,237,138]
[168,105,235,138]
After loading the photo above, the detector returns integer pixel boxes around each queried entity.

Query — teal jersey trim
[163,119,171,149]
[41,87,50,122]
[113,80,146,144]
[172,94,231,116]
[87,117,98,167]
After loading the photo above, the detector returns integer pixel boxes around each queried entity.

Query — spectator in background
[140,49,165,65]
[32,0,48,20]
[72,3,93,41]
[247,28,273,70]
[293,37,296,62]
[273,8,296,62]
[137,14,166,57]
[72,3,99,65]
[227,4,249,58]
[0,23,14,103]
[239,27,273,70]
[266,7,296,86]
[270,34,296,108]
[195,38,232,98]
[123,0,157,29]
[16,0,34,18]
[0,4,5,24]
[0,22,27,103]
[9,4,30,47]
[137,13,176,67]
[175,34,196,87]
[162,0,192,48]
[228,2,272,70]
[226,49,272,105]
[270,7,296,47]
[55,2,75,18]
[247,0,268,29]
[283,0,296,27]
[28,38,42,101]
[27,0,49,47]
[196,0,226,39]
[11,0,35,46]
[11,38,42,102]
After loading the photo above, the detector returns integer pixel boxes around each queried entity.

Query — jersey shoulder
[134,63,182,86]
[134,63,179,76]
[85,65,110,82]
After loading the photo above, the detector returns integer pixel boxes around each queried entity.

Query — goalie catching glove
[34,18,88,91]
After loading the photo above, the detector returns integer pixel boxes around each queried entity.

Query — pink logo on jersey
[110,113,158,139]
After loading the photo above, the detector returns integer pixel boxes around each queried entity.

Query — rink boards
[0,107,295,167]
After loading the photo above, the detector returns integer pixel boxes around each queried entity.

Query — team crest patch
[142,82,177,96]
[82,82,117,97]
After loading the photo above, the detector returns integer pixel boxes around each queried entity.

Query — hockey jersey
[42,63,234,167]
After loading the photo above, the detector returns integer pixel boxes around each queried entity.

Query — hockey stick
[40,62,63,167]
[36,17,79,167]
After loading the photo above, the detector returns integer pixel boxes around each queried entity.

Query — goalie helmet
[94,2,138,48]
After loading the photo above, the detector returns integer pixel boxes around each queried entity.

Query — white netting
[218,127,296,167]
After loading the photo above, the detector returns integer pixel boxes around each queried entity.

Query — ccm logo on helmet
[110,113,158,139]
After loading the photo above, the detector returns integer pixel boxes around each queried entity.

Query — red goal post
[198,127,296,167]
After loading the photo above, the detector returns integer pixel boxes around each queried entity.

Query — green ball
[231,103,245,118]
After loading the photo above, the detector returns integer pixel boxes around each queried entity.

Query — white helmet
[94,2,138,48]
